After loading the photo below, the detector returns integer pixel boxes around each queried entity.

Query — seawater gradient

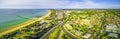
[0,9,48,32]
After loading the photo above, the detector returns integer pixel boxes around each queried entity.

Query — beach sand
[0,10,51,36]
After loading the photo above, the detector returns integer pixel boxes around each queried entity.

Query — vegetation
[0,9,120,39]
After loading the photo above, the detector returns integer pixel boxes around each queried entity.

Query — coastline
[0,10,51,36]
[0,19,29,32]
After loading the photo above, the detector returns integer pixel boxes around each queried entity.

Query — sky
[0,0,120,9]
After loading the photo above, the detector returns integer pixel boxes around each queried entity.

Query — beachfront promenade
[0,10,51,36]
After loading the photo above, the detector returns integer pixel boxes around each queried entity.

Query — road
[95,14,106,39]
[40,10,66,39]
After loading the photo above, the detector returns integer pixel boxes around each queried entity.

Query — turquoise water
[0,9,48,32]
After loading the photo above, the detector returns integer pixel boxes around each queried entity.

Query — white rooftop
[82,33,91,38]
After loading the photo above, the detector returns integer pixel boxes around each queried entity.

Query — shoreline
[0,10,51,36]
[0,19,29,32]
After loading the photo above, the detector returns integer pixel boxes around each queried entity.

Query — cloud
[0,0,70,9]
[0,0,120,9]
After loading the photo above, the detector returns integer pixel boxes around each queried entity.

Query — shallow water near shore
[0,9,48,32]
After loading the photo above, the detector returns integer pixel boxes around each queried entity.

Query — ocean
[0,9,48,32]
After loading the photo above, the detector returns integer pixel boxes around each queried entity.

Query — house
[65,23,73,30]
[108,33,118,38]
[39,20,45,25]
[106,24,119,38]
[82,33,91,38]
[75,30,82,36]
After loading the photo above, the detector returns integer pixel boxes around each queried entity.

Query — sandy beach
[0,10,51,36]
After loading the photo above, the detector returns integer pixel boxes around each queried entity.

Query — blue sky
[0,0,120,9]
